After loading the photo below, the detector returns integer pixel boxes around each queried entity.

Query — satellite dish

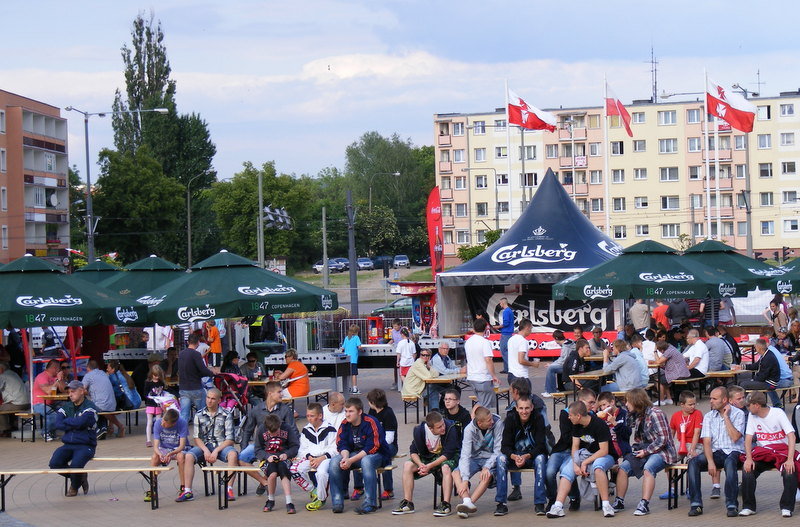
[49,193,59,207]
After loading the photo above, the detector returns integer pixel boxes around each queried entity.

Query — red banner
[426,186,444,278]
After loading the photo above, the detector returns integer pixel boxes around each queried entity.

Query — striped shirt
[193,407,234,447]
[700,406,745,454]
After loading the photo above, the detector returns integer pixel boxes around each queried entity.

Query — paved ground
[1,366,796,526]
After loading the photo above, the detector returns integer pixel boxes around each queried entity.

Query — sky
[4,0,800,182]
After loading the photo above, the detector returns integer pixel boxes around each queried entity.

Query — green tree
[455,229,502,262]
[92,147,185,262]
[355,204,400,256]
[68,166,86,251]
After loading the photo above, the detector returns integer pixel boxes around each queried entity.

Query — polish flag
[507,89,557,132]
[605,84,633,137]
[706,78,756,133]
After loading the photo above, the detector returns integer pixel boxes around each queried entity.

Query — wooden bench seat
[12,412,36,443]
[98,407,144,428]
[469,386,511,414]
[744,383,800,406]
[281,388,331,411]
[201,466,262,509]
[402,395,424,424]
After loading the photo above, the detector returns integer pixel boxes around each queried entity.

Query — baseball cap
[66,380,84,390]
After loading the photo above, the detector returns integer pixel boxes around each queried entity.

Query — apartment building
[434,91,800,267]
[0,89,70,264]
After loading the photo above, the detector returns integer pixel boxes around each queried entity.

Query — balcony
[437,134,451,146]
[438,161,452,173]
[558,127,587,141]
[562,183,589,196]
[23,173,66,187]
[442,215,454,227]
[704,206,734,218]
[559,156,587,168]
[440,188,453,201]
[703,149,732,161]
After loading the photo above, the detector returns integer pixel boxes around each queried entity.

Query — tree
[455,229,502,262]
[353,204,400,257]
[68,166,86,251]
[92,147,185,262]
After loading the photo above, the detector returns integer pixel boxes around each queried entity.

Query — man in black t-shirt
[563,339,599,393]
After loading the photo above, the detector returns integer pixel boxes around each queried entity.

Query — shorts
[400,366,411,377]
[146,406,163,415]
[350,363,359,376]
[208,353,221,368]
[413,454,456,480]
[187,443,237,464]
[262,459,292,479]
[619,453,666,478]
[239,444,256,464]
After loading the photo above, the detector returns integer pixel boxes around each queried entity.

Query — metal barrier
[337,317,413,347]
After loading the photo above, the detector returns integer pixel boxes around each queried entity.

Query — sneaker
[433,501,453,517]
[602,502,615,517]
[332,505,343,513]
[661,399,674,406]
[227,487,236,501]
[612,497,625,511]
[287,503,296,514]
[541,392,553,398]
[355,504,377,515]
[144,490,152,502]
[782,509,793,518]
[351,388,362,395]
[688,505,703,517]
[175,490,194,502]
[263,499,275,512]
[306,498,325,511]
[727,508,738,517]
[392,499,415,515]
[350,488,364,501]
[508,486,522,501]
[658,490,672,500]
[494,503,508,516]
[310,488,317,501]
[256,484,266,496]
[535,503,546,515]
[633,500,650,516]
[96,428,107,440]
[738,508,756,516]
[380,490,394,500]
[546,503,565,518]
[568,496,581,511]
[710,486,721,499]
[457,502,477,518]
[145,441,152,448]
[43,433,54,442]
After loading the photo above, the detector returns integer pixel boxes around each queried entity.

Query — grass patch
[402,267,434,282]
[291,270,380,287]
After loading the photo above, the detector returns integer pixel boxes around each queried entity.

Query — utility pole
[345,191,359,317]
[322,207,329,288]
[257,172,265,268]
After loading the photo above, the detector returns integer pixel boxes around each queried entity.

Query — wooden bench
[744,383,800,407]
[549,392,571,420]
[281,388,330,411]
[665,463,688,510]
[402,395,425,424]
[6,411,35,442]
[98,407,144,429]
[309,461,398,508]
[610,384,654,401]
[201,466,262,510]
[469,386,511,414]
[0,466,173,511]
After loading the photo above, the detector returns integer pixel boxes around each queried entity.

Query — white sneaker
[661,398,674,406]
[782,509,793,518]
[546,504,565,518]
[541,392,553,398]
[739,508,756,516]
[795,489,800,502]
[602,503,615,517]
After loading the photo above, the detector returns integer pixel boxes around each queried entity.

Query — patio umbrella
[683,239,788,293]
[98,254,183,303]
[73,259,121,284]
[552,240,755,300]
[144,250,339,325]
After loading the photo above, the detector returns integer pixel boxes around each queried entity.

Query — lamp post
[64,106,168,261]
[367,171,401,212]
[186,172,206,268]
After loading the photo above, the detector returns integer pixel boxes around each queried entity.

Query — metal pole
[714,120,722,238]
[257,172,264,268]
[744,133,754,256]
[346,191,359,317]
[322,207,329,288]
[82,115,95,261]
[186,186,192,267]
[520,128,527,207]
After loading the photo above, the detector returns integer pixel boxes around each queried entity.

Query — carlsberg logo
[718,283,737,297]
[177,304,216,322]
[777,280,793,294]
[321,295,333,310]
[137,295,166,307]
[491,243,577,266]
[16,295,83,308]
[115,307,139,323]
[639,272,693,283]
[237,285,296,296]
[583,285,613,299]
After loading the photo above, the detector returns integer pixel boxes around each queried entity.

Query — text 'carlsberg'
[16,295,83,308]
[177,305,216,322]
[491,243,577,266]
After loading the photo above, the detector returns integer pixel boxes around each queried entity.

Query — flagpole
[714,110,722,239]
[602,75,611,236]
[703,69,712,239]
[520,127,527,207]
[505,79,513,224]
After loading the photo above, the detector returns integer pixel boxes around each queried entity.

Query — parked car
[372,255,393,270]
[331,257,349,271]
[312,260,343,274]
[357,257,374,270]
[414,255,431,266]
[370,296,413,318]
[393,254,410,269]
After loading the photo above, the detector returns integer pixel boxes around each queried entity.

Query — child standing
[341,324,362,395]
[659,390,703,499]
[256,413,300,514]
[144,365,166,447]
[395,328,416,389]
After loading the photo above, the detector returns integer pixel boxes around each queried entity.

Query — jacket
[336,414,391,465]
[402,358,439,398]
[458,413,504,474]
[501,408,547,459]
[552,408,574,453]
[297,422,338,459]
[431,353,460,375]
[627,406,678,464]
[410,418,461,461]
[55,398,98,447]
[254,422,300,460]
[603,350,646,391]
[749,349,782,386]
[552,339,575,366]
[241,400,296,446]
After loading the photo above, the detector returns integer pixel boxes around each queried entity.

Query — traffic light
[754,251,766,262]
[774,251,779,261]
[782,246,792,262]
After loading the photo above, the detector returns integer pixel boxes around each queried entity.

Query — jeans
[545,450,578,502]
[500,334,511,372]
[557,454,615,483]
[600,382,620,393]
[687,450,742,509]
[179,389,206,424]
[545,364,563,394]
[354,443,397,492]
[619,452,666,477]
[427,384,446,412]
[741,459,798,512]
[507,453,547,504]
[740,378,793,407]
[49,443,95,489]
[32,403,56,436]
[460,456,508,503]
[470,380,495,410]
[329,453,383,509]
[239,444,255,463]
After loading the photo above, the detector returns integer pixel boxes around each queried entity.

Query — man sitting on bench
[49,380,98,497]
[150,407,189,501]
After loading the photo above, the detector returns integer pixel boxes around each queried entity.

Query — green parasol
[98,254,183,304]
[683,239,788,293]
[73,259,121,284]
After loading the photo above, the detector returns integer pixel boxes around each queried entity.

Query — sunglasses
[420,353,431,357]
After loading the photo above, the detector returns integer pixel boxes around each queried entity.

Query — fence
[337,317,414,347]
[274,316,413,352]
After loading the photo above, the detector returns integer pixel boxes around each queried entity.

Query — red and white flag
[507,88,556,132]
[706,77,756,133]
[605,84,633,137]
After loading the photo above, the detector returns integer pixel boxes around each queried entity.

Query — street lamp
[367,171,401,212]
[186,172,207,268]
[63,106,168,261]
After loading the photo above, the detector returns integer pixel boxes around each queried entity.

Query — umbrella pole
[69,328,77,377]
[22,329,34,416]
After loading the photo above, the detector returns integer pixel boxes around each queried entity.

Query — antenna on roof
[647,45,659,103]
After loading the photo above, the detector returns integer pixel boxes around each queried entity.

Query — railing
[437,134,451,146]
[337,317,414,348]
[438,161,452,173]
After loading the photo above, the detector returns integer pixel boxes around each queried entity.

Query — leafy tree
[455,229,502,262]
[68,166,86,251]
[354,204,400,256]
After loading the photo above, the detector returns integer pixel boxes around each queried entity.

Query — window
[760,192,774,206]
[661,223,680,238]
[475,230,486,243]
[474,148,486,162]
[734,136,746,150]
[737,193,748,208]
[660,167,679,182]
[589,142,601,156]
[497,201,509,214]
[473,121,485,134]
[659,138,678,153]
[590,170,603,184]
[785,219,800,233]
[735,164,746,178]
[520,145,536,160]
[783,191,798,204]
[495,146,507,159]
[759,163,773,178]
[590,198,604,212]
[612,169,625,183]
[634,168,647,180]
[34,187,46,207]
[496,173,508,185]
[43,152,55,172]
[613,225,627,239]
[658,110,677,125]
[475,175,487,189]
[588,114,600,129]
[689,166,702,180]
[781,133,795,146]
[686,109,701,123]
[1,226,6,249]
[757,105,771,120]
[443,231,453,244]
[520,172,536,187]
[688,137,701,152]
[633,139,646,152]
[737,221,748,236]
[690,194,703,209]
[0,110,5,133]
[612,197,626,212]
[476,202,488,216]
[494,119,506,131]
[783,161,796,175]
[440,150,450,162]
[442,203,452,216]
[576,199,588,214]
[635,196,649,208]
[781,103,795,116]
[692,223,705,238]
[546,144,559,158]
[455,176,466,189]
[0,187,5,211]
[441,176,451,190]
[455,203,467,217]
[611,141,624,155]
[453,122,464,136]
[0,149,5,172]
[562,171,574,185]
[453,149,465,163]
[661,195,679,210]
[456,230,470,244]
[761,220,774,235]
[636,224,650,236]
[632,112,645,123]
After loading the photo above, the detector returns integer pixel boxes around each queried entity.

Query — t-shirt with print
[572,414,611,454]
[507,333,530,379]
[746,407,795,448]
[153,417,189,450]
[669,409,703,451]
